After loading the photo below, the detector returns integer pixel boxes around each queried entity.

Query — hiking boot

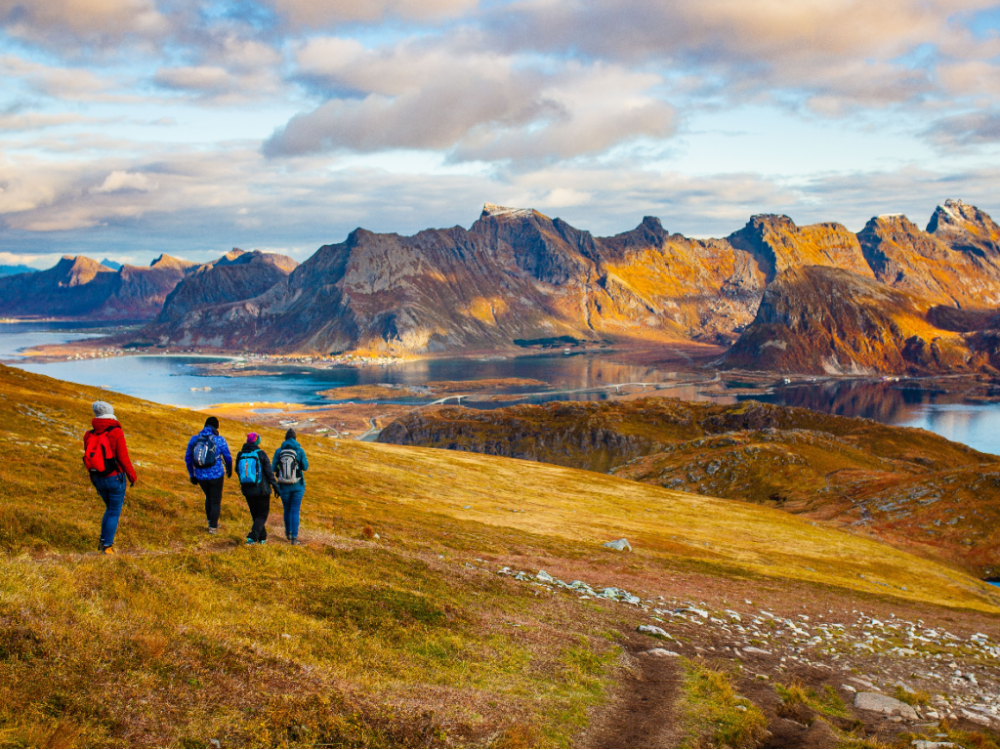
[101,546,115,555]
[289,538,300,546]
[245,537,255,545]
[208,526,218,535]
[258,538,267,545]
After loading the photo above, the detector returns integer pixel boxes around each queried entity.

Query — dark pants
[244,492,269,542]
[199,476,225,528]
[92,472,127,547]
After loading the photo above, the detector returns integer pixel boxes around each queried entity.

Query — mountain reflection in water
[755,380,1000,456]
[3,323,1000,456]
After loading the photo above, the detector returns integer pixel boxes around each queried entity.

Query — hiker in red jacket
[83,400,138,555]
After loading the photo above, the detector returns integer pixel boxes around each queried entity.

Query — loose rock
[854,692,919,721]
[603,538,632,552]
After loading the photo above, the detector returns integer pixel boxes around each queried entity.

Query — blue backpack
[237,451,262,486]
[192,434,217,469]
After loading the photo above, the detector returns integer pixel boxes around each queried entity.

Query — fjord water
[0,321,105,358]
[4,322,1000,456]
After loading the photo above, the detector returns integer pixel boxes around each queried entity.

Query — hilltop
[378,398,1000,578]
[2,365,1000,747]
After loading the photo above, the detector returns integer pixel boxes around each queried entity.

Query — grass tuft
[679,660,768,748]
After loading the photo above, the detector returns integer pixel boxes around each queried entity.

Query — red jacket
[87,418,138,484]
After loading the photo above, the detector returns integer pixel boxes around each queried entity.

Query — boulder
[854,692,919,721]
[637,624,671,640]
[603,538,632,552]
[645,648,680,657]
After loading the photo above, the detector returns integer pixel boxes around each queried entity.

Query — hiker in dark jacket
[272,429,308,545]
[185,416,232,533]
[235,432,279,545]
[83,400,138,555]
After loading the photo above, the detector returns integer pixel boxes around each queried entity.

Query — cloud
[0,111,99,131]
[92,170,160,193]
[154,66,232,93]
[266,40,674,161]
[485,0,1000,111]
[0,0,168,50]
[925,110,1000,147]
[152,35,283,101]
[261,0,477,26]
[0,251,60,269]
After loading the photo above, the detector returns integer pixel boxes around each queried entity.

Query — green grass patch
[776,680,852,719]
[678,660,768,748]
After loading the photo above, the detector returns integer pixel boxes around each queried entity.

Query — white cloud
[268,41,674,161]
[0,251,59,269]
[263,0,477,26]
[92,170,160,194]
[0,0,169,49]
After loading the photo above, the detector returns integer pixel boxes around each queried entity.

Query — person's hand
[129,478,136,488]
[190,476,198,485]
[226,470,232,479]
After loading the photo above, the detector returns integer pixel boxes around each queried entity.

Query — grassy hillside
[378,399,1000,577]
[1,364,998,747]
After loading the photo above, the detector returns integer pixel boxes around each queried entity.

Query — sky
[2,0,1000,269]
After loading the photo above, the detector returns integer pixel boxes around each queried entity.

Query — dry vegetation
[379,398,1000,577]
[1,365,998,747]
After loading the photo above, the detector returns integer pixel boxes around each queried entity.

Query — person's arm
[220,436,233,477]
[113,428,138,485]
[298,446,308,472]
[260,450,277,489]
[185,436,195,478]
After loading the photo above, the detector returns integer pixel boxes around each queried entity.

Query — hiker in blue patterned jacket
[185,416,233,534]
[272,428,308,545]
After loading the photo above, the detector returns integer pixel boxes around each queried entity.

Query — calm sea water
[4,322,1000,456]
[0,321,106,358]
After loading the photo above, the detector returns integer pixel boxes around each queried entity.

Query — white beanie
[92,400,115,419]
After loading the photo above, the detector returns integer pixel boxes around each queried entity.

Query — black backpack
[191,434,217,469]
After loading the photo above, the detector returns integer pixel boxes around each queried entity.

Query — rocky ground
[494,565,1000,748]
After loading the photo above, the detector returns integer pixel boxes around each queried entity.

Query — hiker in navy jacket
[185,416,232,533]
[272,428,308,545]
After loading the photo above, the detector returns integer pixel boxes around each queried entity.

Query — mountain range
[134,199,1000,374]
[0,264,37,277]
[0,249,295,323]
[7,200,1000,373]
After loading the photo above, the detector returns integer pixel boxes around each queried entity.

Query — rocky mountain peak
[149,254,196,270]
[480,203,540,220]
[61,256,114,287]
[926,199,1000,252]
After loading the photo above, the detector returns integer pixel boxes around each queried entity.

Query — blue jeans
[279,485,304,539]
[92,473,127,547]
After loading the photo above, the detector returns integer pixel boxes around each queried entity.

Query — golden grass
[0,363,998,746]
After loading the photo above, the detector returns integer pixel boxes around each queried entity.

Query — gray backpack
[275,447,302,485]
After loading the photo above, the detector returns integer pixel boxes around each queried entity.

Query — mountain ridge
[133,200,1000,370]
[7,200,1000,375]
